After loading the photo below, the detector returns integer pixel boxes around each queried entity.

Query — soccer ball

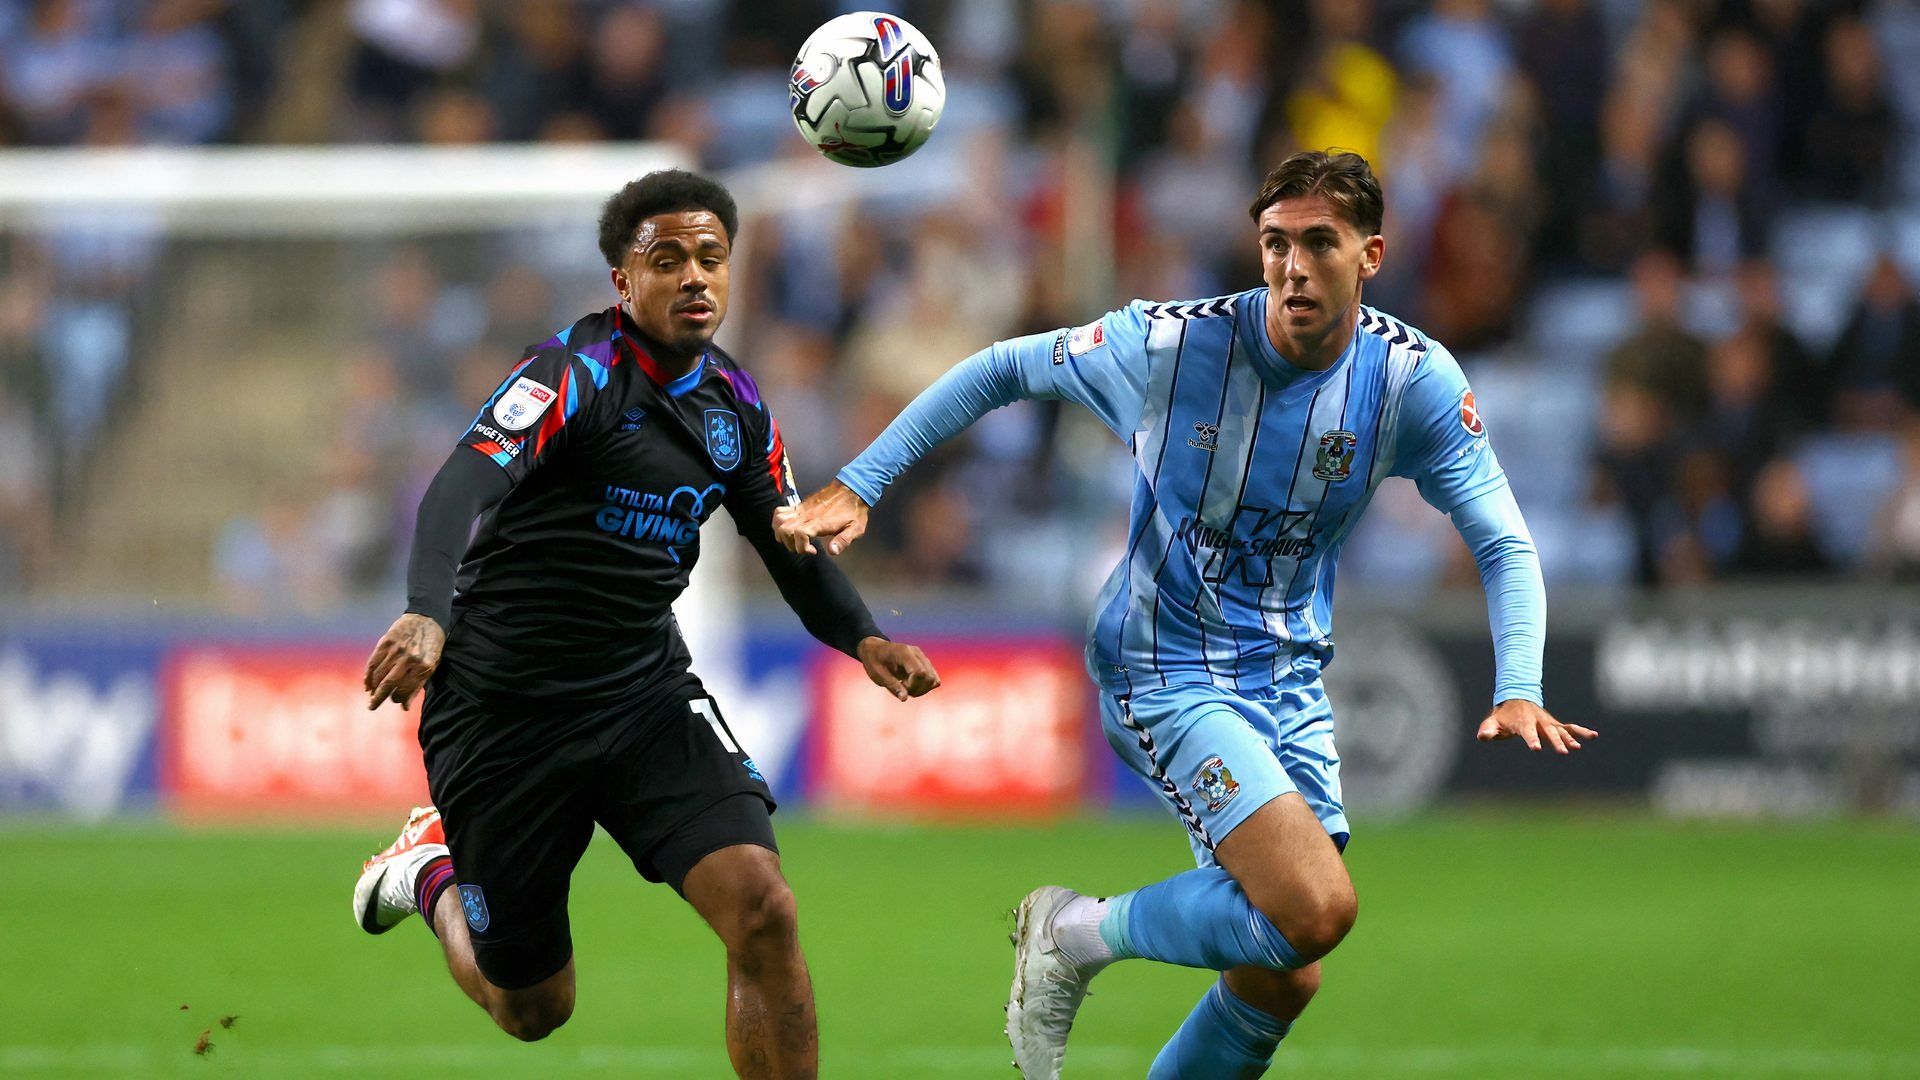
[789,11,945,168]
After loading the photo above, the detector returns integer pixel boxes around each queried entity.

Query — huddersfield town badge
[705,409,741,470]
[459,884,490,932]
[1314,430,1357,481]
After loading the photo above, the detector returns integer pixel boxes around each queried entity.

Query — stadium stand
[3,0,1918,605]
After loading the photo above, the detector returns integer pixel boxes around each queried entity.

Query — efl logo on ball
[872,15,914,114]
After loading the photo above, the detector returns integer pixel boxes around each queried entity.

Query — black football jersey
[441,305,803,705]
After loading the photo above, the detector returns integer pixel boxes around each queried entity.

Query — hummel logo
[1187,422,1219,452]
[619,407,646,432]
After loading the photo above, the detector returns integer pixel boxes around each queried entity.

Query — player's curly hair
[597,169,741,268]
[1249,150,1384,236]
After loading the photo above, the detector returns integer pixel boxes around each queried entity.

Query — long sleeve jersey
[840,289,1545,704]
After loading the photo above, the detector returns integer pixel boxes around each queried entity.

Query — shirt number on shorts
[692,697,740,753]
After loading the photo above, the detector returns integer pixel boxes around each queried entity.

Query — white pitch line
[2,1043,1917,1075]
[1281,1045,1920,1075]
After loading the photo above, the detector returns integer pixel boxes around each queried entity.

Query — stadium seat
[1795,433,1906,564]
[1771,205,1879,351]
[1520,279,1636,368]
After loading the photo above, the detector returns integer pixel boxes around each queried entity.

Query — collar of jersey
[616,307,711,396]
[662,354,709,396]
[1244,288,1359,397]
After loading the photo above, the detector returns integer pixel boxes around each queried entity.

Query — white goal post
[0,144,687,231]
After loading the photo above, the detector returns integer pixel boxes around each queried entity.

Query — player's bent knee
[722,875,800,957]
[1257,888,1356,964]
[492,987,575,1042]
[496,1003,572,1042]
[498,1012,563,1043]
[1226,963,1321,1021]
[1290,963,1323,1001]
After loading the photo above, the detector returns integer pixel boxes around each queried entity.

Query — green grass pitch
[2,813,1917,1078]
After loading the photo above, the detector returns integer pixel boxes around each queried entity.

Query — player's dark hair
[1249,150,1384,236]
[597,169,740,268]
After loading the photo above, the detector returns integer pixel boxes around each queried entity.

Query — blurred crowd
[3,0,1920,607]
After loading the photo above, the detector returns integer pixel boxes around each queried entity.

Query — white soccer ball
[789,11,945,168]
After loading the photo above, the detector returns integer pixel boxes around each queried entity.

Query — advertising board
[809,638,1093,817]
[161,644,428,819]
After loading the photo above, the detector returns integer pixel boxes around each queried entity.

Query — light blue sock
[1147,978,1291,1079]
[1099,867,1302,970]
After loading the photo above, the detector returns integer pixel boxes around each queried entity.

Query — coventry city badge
[705,408,742,470]
[1314,429,1357,481]
[1194,756,1241,812]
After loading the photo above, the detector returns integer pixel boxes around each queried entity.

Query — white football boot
[351,806,449,934]
[1005,886,1100,1079]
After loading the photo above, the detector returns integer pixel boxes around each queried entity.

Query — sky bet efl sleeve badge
[493,376,557,431]
[1065,319,1106,358]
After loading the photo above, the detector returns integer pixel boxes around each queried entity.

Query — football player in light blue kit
[774,151,1596,1079]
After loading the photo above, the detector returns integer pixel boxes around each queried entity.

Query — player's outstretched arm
[775,314,1150,557]
[771,341,1034,555]
[1449,484,1598,755]
[364,449,511,710]
[1396,346,1598,758]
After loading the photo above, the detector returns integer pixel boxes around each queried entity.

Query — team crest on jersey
[493,377,557,431]
[1459,390,1485,437]
[705,409,742,470]
[1194,756,1240,812]
[1314,429,1357,481]
[459,884,490,932]
[1066,320,1106,357]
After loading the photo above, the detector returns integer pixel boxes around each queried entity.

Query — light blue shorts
[1101,678,1348,868]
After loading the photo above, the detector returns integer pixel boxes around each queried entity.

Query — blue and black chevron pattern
[1145,296,1237,321]
[1117,698,1215,852]
[1358,308,1428,351]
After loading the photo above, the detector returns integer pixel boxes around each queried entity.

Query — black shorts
[418,675,777,990]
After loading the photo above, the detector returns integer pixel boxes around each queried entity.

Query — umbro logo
[619,407,646,432]
[1187,421,1219,452]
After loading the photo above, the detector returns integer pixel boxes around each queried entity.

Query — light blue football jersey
[1054,288,1504,693]
[840,286,1512,697]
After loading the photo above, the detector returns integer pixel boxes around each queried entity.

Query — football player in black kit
[353,170,939,1078]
